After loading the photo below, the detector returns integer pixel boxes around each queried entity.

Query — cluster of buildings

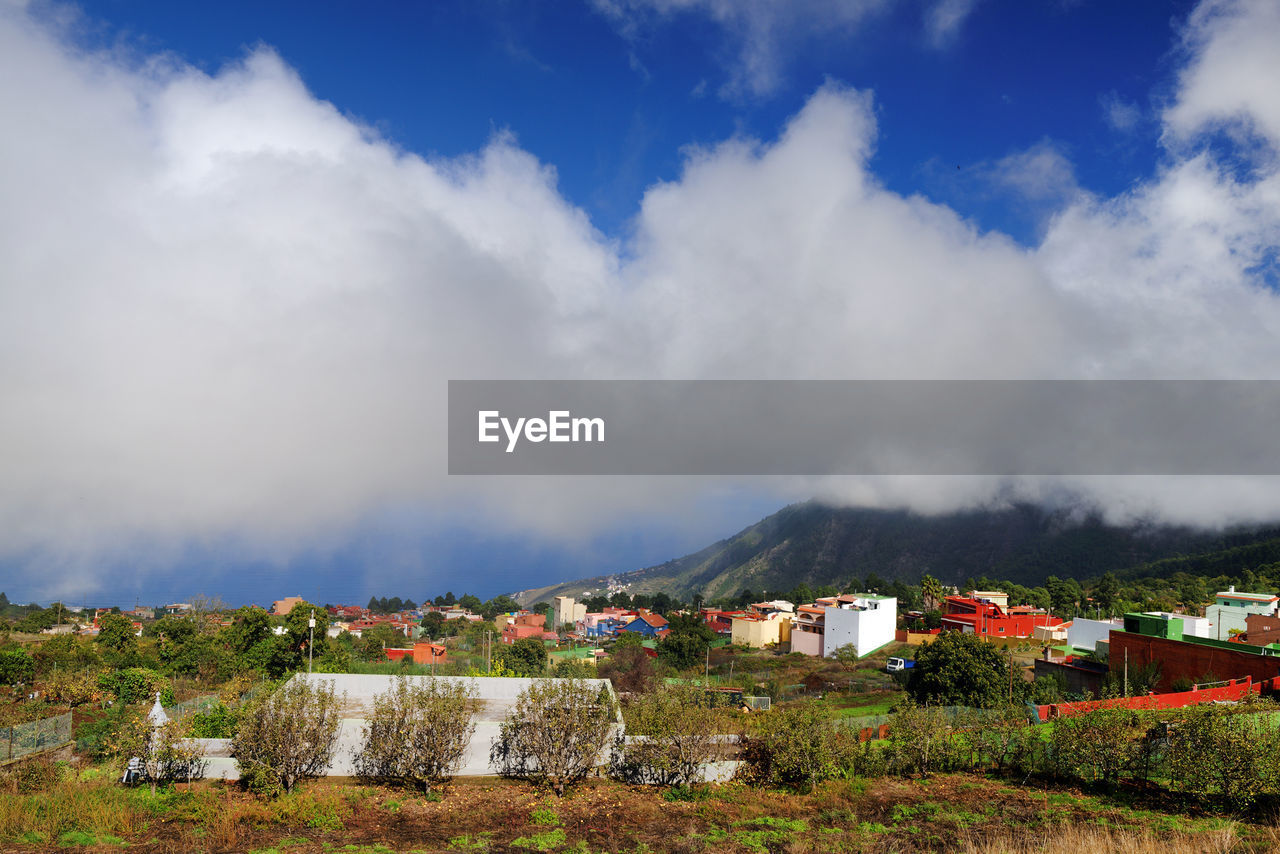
[553,593,900,659]
[1031,586,1280,696]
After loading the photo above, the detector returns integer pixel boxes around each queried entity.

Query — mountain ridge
[512,501,1280,606]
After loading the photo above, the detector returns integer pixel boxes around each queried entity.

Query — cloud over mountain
[1,0,1279,597]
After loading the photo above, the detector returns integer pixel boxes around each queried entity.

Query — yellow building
[731,613,793,648]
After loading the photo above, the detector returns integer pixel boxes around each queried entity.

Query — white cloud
[591,0,887,98]
[1165,0,1280,149]
[2,0,1280,596]
[924,0,980,48]
[1100,91,1142,134]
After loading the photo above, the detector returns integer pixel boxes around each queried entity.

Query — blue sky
[2,0,1279,608]
[87,0,1192,243]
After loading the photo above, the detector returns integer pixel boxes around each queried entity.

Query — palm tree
[920,574,945,612]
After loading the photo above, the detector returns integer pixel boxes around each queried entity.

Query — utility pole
[308,609,315,674]
[486,630,492,673]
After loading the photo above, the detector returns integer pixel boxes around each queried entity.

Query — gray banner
[447,380,1280,475]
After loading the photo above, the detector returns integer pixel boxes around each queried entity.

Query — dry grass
[958,822,1250,854]
[0,769,1275,852]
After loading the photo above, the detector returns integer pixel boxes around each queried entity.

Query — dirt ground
[5,771,1275,854]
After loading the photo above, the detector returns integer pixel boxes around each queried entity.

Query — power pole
[308,609,315,674]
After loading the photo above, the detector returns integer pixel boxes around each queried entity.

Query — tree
[1091,572,1119,615]
[598,643,657,694]
[96,612,138,654]
[223,606,273,657]
[420,611,447,640]
[494,638,546,676]
[656,613,715,670]
[107,711,207,794]
[1046,576,1081,618]
[356,622,403,661]
[282,602,330,660]
[458,595,483,614]
[490,678,617,796]
[885,701,960,778]
[233,677,343,794]
[920,574,946,612]
[906,631,1010,708]
[830,644,860,671]
[354,677,476,794]
[1168,701,1280,809]
[610,685,728,786]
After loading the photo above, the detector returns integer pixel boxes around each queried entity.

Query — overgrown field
[0,769,1277,853]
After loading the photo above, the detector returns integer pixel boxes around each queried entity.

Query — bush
[232,677,343,794]
[354,677,476,794]
[739,701,850,791]
[1048,707,1148,787]
[609,685,729,786]
[0,648,34,685]
[884,702,960,778]
[1167,701,1280,810]
[185,702,239,738]
[5,757,60,793]
[98,668,173,706]
[104,711,207,793]
[490,678,617,796]
[42,670,104,707]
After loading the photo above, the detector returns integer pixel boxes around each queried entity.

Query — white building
[1066,617,1124,652]
[790,593,897,658]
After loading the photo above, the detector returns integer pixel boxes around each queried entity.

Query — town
[5,570,1280,852]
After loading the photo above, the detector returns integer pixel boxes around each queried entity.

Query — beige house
[731,612,792,648]
[270,596,305,616]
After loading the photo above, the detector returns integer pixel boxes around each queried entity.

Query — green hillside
[514,501,1280,606]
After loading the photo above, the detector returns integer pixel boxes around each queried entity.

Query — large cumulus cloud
[2,0,1280,597]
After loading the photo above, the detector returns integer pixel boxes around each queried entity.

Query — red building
[941,595,1062,638]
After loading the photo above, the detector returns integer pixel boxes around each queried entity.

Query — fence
[167,694,221,722]
[1,712,73,762]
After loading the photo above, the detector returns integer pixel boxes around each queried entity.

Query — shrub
[609,685,728,786]
[42,670,104,707]
[884,702,966,777]
[5,757,60,793]
[353,677,477,794]
[1048,707,1147,787]
[185,702,239,738]
[0,648,34,685]
[490,678,617,796]
[739,700,850,791]
[98,667,173,706]
[104,710,207,794]
[232,677,343,794]
[1167,701,1280,810]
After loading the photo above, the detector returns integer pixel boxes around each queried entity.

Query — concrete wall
[791,629,823,656]
[1108,631,1280,692]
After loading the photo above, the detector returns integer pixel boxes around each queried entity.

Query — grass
[2,764,1279,852]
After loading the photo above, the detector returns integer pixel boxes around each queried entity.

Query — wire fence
[166,694,221,722]
[1,712,73,761]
